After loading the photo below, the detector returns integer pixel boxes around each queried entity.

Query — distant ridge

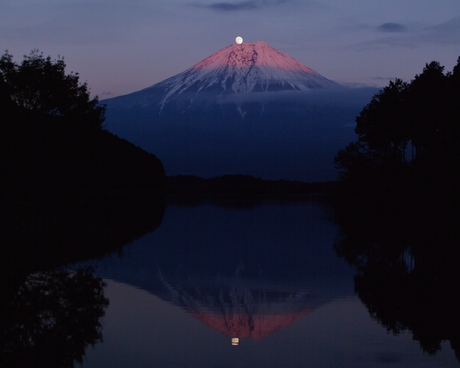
[164,175,338,206]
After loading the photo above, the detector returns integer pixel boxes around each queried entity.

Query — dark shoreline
[0,195,165,284]
[1,175,335,279]
[164,174,338,206]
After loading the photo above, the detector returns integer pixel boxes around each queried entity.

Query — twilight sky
[1,0,460,98]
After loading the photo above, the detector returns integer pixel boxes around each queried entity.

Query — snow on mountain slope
[152,41,338,105]
[106,41,340,111]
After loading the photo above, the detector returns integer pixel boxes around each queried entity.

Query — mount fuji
[102,41,376,181]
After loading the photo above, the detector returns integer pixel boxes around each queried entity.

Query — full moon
[235,36,243,44]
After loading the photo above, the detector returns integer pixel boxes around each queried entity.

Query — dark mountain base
[105,88,378,182]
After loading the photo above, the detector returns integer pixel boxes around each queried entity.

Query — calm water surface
[75,202,458,367]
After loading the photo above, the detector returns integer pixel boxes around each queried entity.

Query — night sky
[2,0,460,98]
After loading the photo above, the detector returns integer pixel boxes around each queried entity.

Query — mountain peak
[102,41,376,182]
[194,41,318,75]
[142,41,338,106]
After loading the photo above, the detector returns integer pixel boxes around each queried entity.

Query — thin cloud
[371,76,399,82]
[422,16,460,45]
[192,0,288,12]
[204,1,258,11]
[377,22,407,33]
[350,16,460,51]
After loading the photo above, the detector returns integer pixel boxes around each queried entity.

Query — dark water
[2,202,458,367]
[73,202,457,367]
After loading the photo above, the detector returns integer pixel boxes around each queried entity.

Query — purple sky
[2,0,460,98]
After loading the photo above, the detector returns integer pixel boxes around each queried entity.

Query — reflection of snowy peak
[150,41,338,106]
[157,273,320,341]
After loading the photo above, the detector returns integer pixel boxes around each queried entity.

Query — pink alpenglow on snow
[157,41,338,104]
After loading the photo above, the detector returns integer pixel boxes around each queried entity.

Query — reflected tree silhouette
[0,185,165,367]
[0,267,108,368]
[334,202,460,360]
[352,262,460,359]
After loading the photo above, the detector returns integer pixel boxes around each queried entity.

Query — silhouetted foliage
[334,194,460,360]
[334,57,458,232]
[0,51,167,367]
[335,57,460,184]
[356,79,410,162]
[0,50,104,132]
[0,268,108,368]
[333,56,460,360]
[0,50,165,200]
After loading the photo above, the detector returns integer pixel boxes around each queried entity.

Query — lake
[2,201,458,367]
[72,202,458,367]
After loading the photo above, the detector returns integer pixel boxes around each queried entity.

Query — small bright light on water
[235,36,243,44]
[232,337,239,346]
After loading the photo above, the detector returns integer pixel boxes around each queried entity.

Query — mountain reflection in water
[157,271,322,342]
[79,202,354,345]
[74,202,459,367]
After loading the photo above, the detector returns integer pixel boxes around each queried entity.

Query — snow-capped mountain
[106,41,340,111]
[150,41,338,107]
[103,41,376,181]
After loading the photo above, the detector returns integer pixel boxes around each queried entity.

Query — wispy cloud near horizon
[349,16,460,53]
[422,16,460,45]
[377,23,407,33]
[192,0,288,12]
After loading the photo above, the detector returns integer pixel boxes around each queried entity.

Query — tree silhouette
[334,212,460,360]
[355,78,410,163]
[335,57,459,180]
[0,50,104,131]
[0,268,109,368]
[334,56,459,221]
[333,56,460,360]
[406,61,448,160]
[0,50,164,200]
